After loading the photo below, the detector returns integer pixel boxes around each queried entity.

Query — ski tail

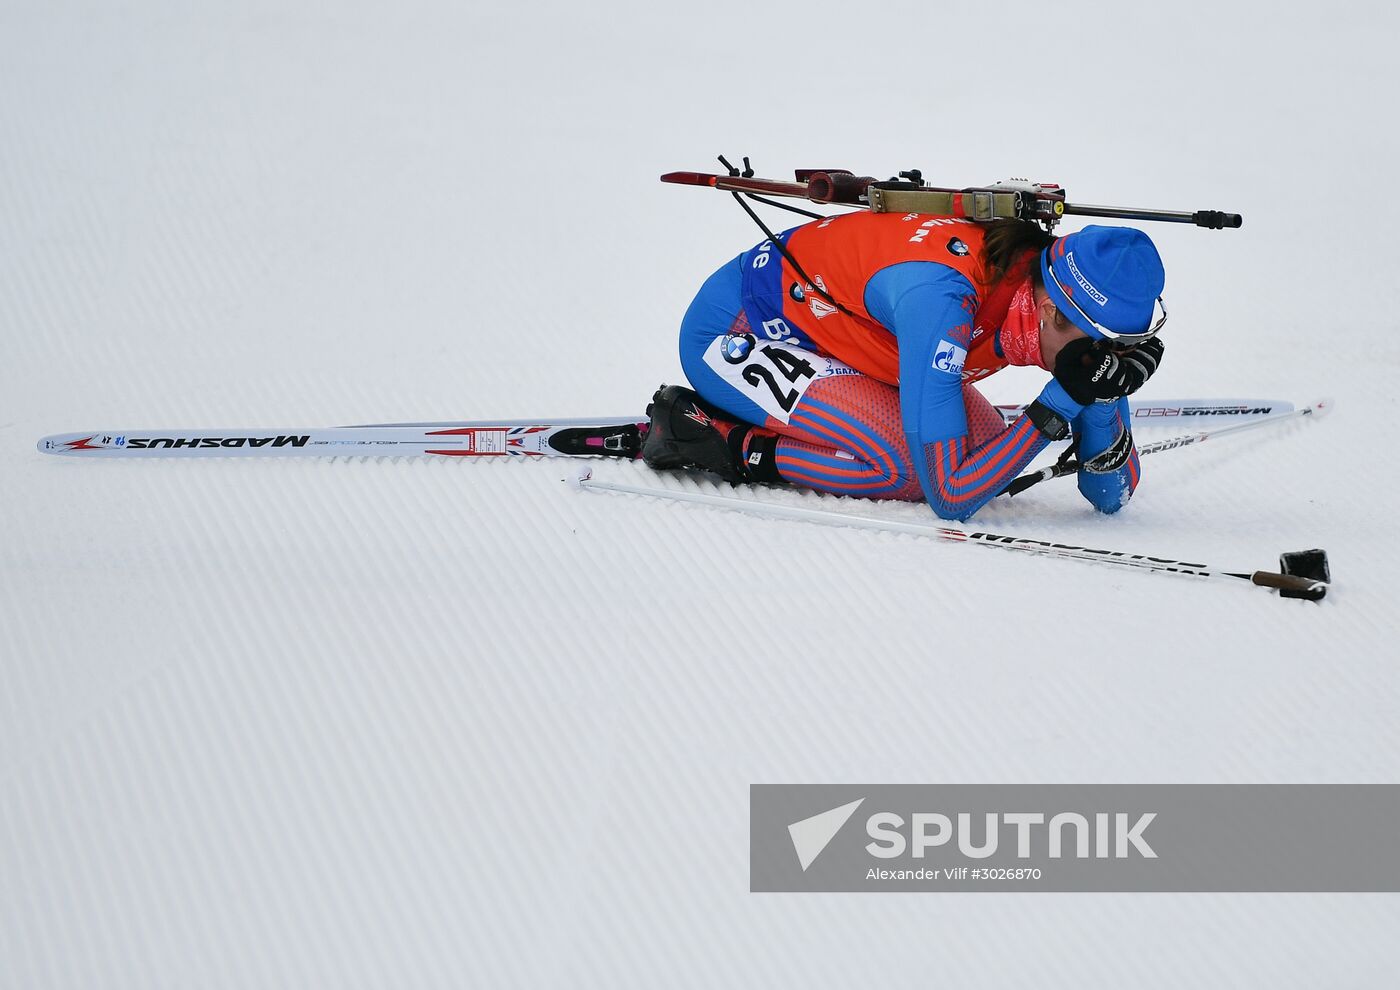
[37,419,649,460]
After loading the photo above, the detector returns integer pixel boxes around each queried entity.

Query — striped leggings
[678,256,1006,500]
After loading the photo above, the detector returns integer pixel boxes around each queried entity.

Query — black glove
[1053,336,1165,405]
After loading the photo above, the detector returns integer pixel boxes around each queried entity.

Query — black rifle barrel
[1065,202,1243,229]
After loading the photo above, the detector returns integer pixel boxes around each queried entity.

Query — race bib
[702,335,856,425]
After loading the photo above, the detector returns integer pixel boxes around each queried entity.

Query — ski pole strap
[1024,401,1073,442]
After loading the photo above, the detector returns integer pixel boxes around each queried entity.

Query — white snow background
[3,0,1398,985]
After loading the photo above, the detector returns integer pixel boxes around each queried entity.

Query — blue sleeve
[866,262,1084,521]
[1073,397,1140,513]
[865,262,980,444]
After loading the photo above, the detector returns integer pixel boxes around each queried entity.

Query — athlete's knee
[860,426,917,492]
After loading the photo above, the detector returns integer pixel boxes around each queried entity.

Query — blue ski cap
[1041,225,1166,340]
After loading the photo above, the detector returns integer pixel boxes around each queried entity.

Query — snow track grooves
[5,434,1399,986]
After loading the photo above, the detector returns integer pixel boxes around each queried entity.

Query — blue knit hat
[1041,225,1166,339]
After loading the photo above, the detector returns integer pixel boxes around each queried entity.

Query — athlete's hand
[1053,337,1165,405]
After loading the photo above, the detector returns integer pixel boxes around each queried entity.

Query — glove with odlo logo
[1053,336,1165,405]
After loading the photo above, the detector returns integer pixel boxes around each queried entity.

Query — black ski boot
[642,384,747,482]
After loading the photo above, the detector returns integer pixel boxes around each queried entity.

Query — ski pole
[1002,398,1332,498]
[575,471,1329,601]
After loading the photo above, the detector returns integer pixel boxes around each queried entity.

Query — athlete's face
[1033,288,1090,367]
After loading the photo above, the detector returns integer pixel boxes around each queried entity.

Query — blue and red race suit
[677,210,1140,520]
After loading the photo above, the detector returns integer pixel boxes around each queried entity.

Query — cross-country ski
[37,418,646,459]
[35,398,1299,458]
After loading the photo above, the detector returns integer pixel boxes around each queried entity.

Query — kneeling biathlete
[643,214,1167,521]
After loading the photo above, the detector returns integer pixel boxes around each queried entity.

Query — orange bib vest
[738,211,1032,386]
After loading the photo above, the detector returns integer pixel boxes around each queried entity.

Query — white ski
[38,418,647,459]
[36,399,1299,460]
[995,397,1295,427]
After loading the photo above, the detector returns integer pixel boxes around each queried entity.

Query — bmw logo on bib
[722,332,756,364]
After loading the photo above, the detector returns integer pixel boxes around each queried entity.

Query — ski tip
[37,433,102,455]
[572,467,593,488]
[1307,397,1336,419]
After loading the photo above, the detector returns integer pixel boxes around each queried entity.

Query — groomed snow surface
[3,1,1398,985]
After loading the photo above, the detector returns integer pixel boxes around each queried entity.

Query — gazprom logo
[932,341,967,375]
[1065,252,1109,307]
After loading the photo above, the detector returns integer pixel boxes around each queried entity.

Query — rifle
[662,157,1242,231]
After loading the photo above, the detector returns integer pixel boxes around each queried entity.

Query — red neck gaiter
[998,277,1049,370]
